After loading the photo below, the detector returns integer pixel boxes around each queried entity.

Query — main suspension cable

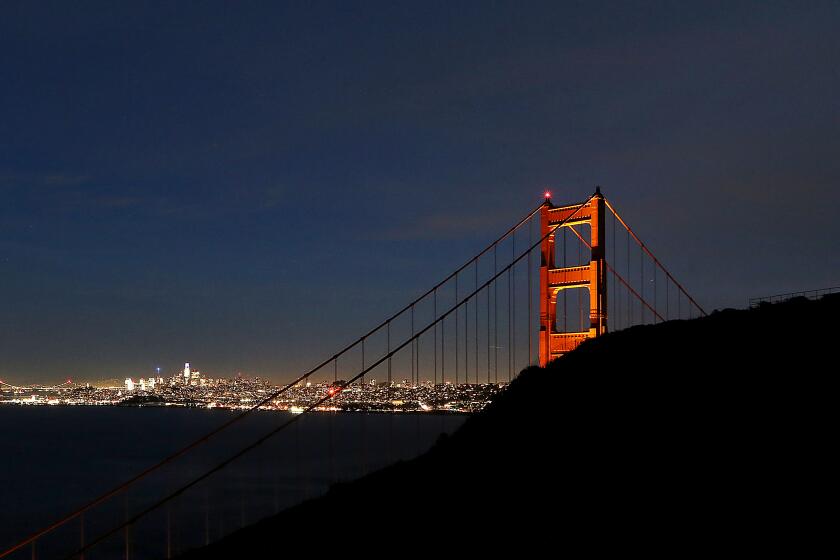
[2,201,546,559]
[605,197,706,316]
[67,194,596,560]
[565,224,664,322]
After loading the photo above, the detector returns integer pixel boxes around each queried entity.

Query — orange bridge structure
[539,187,607,364]
[0,187,706,560]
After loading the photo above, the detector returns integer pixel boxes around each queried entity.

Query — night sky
[2,1,838,384]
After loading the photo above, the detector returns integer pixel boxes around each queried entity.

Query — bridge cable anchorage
[604,197,706,316]
[59,194,596,560]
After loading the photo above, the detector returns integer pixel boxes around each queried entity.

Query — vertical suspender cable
[433,288,437,385]
[563,227,567,332]
[124,494,130,560]
[60,195,600,560]
[465,298,469,385]
[511,232,516,378]
[441,304,445,385]
[494,244,498,383]
[627,226,631,326]
[487,286,490,383]
[527,219,532,365]
[410,305,415,385]
[474,260,478,384]
[166,503,171,559]
[508,253,512,381]
[578,232,582,330]
[360,337,366,475]
[640,244,644,324]
[605,198,706,317]
[294,414,301,504]
[653,268,657,323]
[612,209,616,330]
[1,202,551,560]
[330,356,336,483]
[386,321,393,462]
[455,274,459,385]
[417,315,422,385]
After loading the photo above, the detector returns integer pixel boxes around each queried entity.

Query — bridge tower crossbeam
[539,187,607,366]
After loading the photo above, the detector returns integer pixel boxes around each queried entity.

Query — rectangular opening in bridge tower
[539,189,607,366]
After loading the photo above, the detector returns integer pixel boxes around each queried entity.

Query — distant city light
[2,375,505,413]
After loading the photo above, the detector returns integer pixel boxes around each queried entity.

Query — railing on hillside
[749,286,840,308]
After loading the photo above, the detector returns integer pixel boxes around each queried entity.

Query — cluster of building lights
[1,362,507,414]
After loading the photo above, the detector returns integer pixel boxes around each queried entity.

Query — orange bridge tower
[539,187,607,366]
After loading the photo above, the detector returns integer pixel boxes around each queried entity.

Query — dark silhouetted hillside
[182,295,837,557]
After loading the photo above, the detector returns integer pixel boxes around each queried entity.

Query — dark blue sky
[2,1,838,384]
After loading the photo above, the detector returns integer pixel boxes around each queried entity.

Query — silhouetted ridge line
[181,294,837,557]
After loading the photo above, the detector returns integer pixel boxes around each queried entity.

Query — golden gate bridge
[0,379,75,392]
[1,188,706,559]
